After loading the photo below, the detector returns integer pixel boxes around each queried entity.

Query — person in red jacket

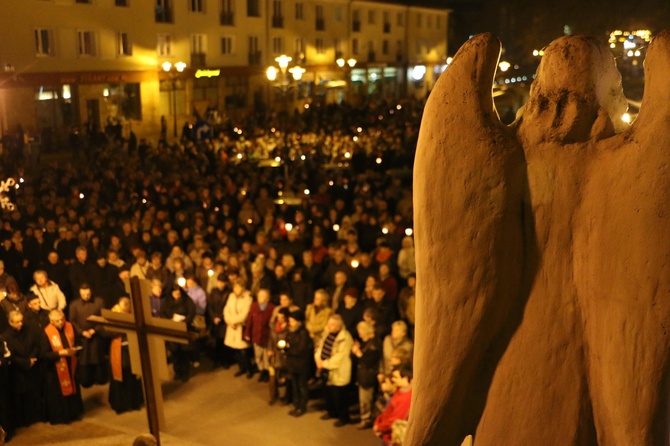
[373,364,413,445]
[244,288,275,382]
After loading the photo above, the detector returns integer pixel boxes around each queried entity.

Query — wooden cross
[89,277,193,445]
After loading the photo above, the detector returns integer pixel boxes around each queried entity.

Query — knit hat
[26,292,39,302]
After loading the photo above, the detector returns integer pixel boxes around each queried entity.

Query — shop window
[105,83,143,120]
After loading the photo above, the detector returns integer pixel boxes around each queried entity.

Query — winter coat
[357,337,382,388]
[315,328,353,387]
[223,291,252,349]
[244,302,275,345]
[382,335,414,375]
[30,281,67,311]
[207,287,228,339]
[285,325,313,374]
[268,324,288,370]
[160,294,196,330]
[305,304,333,345]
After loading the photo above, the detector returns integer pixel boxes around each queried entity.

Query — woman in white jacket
[30,270,67,311]
[314,314,354,426]
[224,279,253,378]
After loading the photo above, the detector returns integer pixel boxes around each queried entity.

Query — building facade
[0,0,449,144]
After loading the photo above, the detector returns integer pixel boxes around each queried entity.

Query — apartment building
[0,0,450,143]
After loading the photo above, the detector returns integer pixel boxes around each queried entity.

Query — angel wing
[407,33,530,446]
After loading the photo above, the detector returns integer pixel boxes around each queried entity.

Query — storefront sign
[195,69,221,79]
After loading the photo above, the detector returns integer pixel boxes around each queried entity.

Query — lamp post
[336,57,357,103]
[162,61,187,138]
[266,55,305,192]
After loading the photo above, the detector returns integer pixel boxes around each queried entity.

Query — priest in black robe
[0,333,12,441]
[68,283,107,387]
[5,310,43,428]
[39,309,84,424]
[107,297,143,414]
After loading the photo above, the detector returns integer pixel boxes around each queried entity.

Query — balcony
[352,20,361,32]
[248,51,262,66]
[156,7,173,23]
[272,15,284,28]
[316,18,325,31]
[383,22,391,33]
[191,53,207,67]
[367,51,376,63]
[220,12,234,26]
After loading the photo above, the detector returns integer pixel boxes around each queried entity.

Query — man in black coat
[160,284,196,382]
[5,310,43,428]
[68,247,94,304]
[23,293,50,338]
[23,228,50,272]
[351,320,381,429]
[337,288,364,339]
[89,253,121,309]
[0,329,12,440]
[365,284,398,341]
[43,251,71,303]
[285,310,313,418]
[207,273,230,367]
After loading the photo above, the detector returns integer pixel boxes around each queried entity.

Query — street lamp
[266,55,305,191]
[266,55,305,93]
[336,57,357,103]
[162,61,187,138]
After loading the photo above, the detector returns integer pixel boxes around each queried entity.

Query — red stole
[44,322,77,396]
[110,304,123,381]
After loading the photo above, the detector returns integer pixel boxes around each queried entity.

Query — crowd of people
[0,97,422,445]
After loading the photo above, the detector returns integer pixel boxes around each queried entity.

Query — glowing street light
[162,61,187,138]
[498,61,511,72]
[267,55,305,191]
[336,57,357,103]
